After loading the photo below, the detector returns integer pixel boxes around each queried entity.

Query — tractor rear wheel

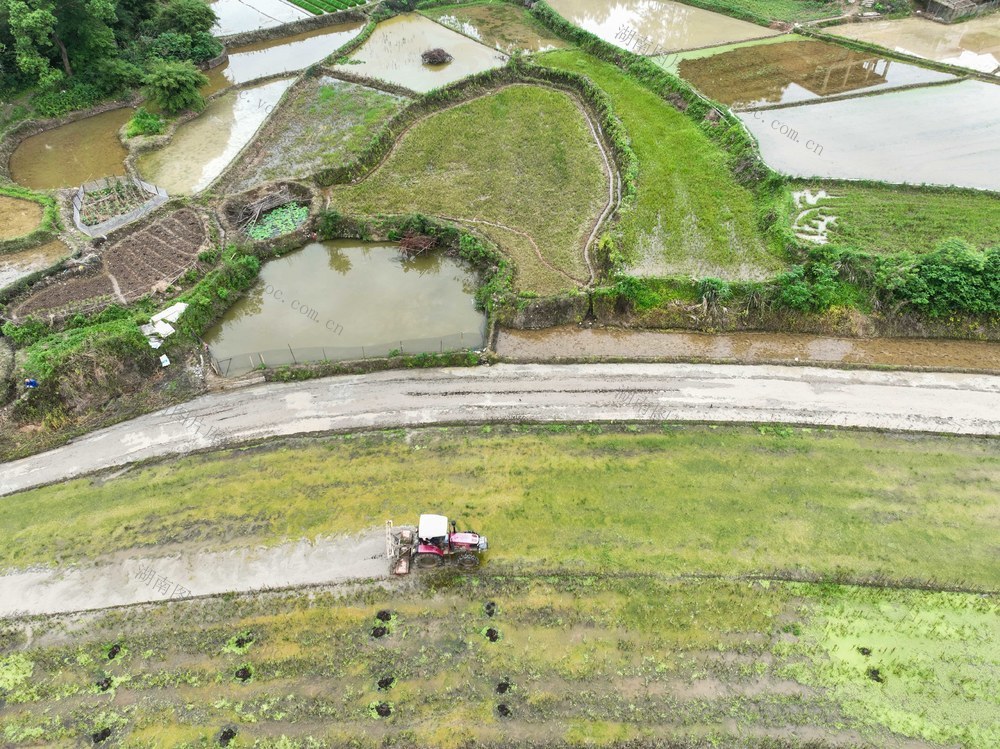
[414,553,443,569]
[456,552,480,570]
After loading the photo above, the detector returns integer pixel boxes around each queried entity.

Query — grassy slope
[4,425,998,587]
[231,79,405,192]
[1,577,994,747]
[328,84,608,295]
[537,50,786,281]
[805,182,1000,254]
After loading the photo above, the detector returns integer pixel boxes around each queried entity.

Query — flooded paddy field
[679,36,954,109]
[425,2,567,53]
[137,78,293,195]
[227,78,406,192]
[333,13,507,92]
[205,240,485,375]
[497,325,1000,372]
[202,22,364,96]
[0,195,42,239]
[829,16,1000,76]
[547,0,780,53]
[209,0,309,37]
[739,80,1000,190]
[8,108,133,190]
[0,241,68,291]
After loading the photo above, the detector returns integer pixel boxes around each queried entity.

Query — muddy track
[2,362,998,497]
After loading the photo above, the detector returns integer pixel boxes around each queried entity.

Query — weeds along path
[327,81,615,288]
[2,363,1000,497]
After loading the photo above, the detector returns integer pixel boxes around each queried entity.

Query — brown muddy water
[829,17,1000,76]
[0,241,68,290]
[204,240,486,376]
[497,326,1000,372]
[738,80,1000,190]
[679,38,954,109]
[137,78,293,195]
[547,0,780,53]
[9,108,133,190]
[0,196,42,239]
[426,3,566,53]
[333,13,507,93]
[209,0,309,37]
[202,22,365,96]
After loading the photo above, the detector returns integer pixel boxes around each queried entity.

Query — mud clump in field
[371,625,388,638]
[106,643,121,660]
[235,666,252,682]
[484,601,497,617]
[96,677,112,692]
[858,646,872,656]
[218,727,237,746]
[92,728,112,744]
[374,701,392,717]
[378,675,396,691]
[234,634,253,649]
[497,679,512,694]
[376,610,393,622]
[497,703,512,718]
[867,667,885,683]
[485,627,500,642]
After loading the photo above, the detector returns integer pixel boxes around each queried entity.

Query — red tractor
[386,514,488,574]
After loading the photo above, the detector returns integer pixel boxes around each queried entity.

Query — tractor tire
[456,552,480,570]
[414,553,444,569]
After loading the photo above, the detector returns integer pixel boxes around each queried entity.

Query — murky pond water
[0,196,43,239]
[209,0,309,37]
[739,80,1000,190]
[427,3,566,53]
[547,0,780,53]
[137,78,293,195]
[9,108,133,190]
[679,37,954,109]
[203,22,364,95]
[205,240,486,375]
[0,241,68,291]
[829,16,1000,76]
[497,325,1000,372]
[334,13,507,93]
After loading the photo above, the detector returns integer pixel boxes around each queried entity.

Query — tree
[142,58,207,114]
[155,0,216,35]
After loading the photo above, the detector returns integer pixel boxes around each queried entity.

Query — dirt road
[2,362,999,497]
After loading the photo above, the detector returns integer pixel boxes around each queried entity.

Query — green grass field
[5,425,998,587]
[537,50,787,281]
[1,575,994,747]
[802,182,1000,254]
[691,0,840,22]
[328,84,608,295]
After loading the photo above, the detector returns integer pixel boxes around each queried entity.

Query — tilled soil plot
[11,209,206,320]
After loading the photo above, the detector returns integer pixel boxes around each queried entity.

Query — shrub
[143,59,208,114]
[125,107,165,137]
[31,82,102,117]
[155,0,218,35]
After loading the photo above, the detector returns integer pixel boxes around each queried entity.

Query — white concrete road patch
[0,531,387,617]
[2,363,1000,497]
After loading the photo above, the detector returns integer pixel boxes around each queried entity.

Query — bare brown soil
[0,195,42,240]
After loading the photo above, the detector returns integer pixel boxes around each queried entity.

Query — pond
[829,16,1000,77]
[546,0,780,53]
[426,3,566,53]
[209,0,310,37]
[0,241,69,291]
[9,108,134,190]
[738,80,1000,191]
[136,78,294,195]
[204,240,486,376]
[333,13,507,93]
[202,22,365,96]
[678,36,954,109]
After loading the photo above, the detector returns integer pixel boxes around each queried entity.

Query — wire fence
[210,331,485,377]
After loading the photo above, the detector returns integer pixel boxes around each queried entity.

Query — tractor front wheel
[456,552,480,570]
[414,553,444,569]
